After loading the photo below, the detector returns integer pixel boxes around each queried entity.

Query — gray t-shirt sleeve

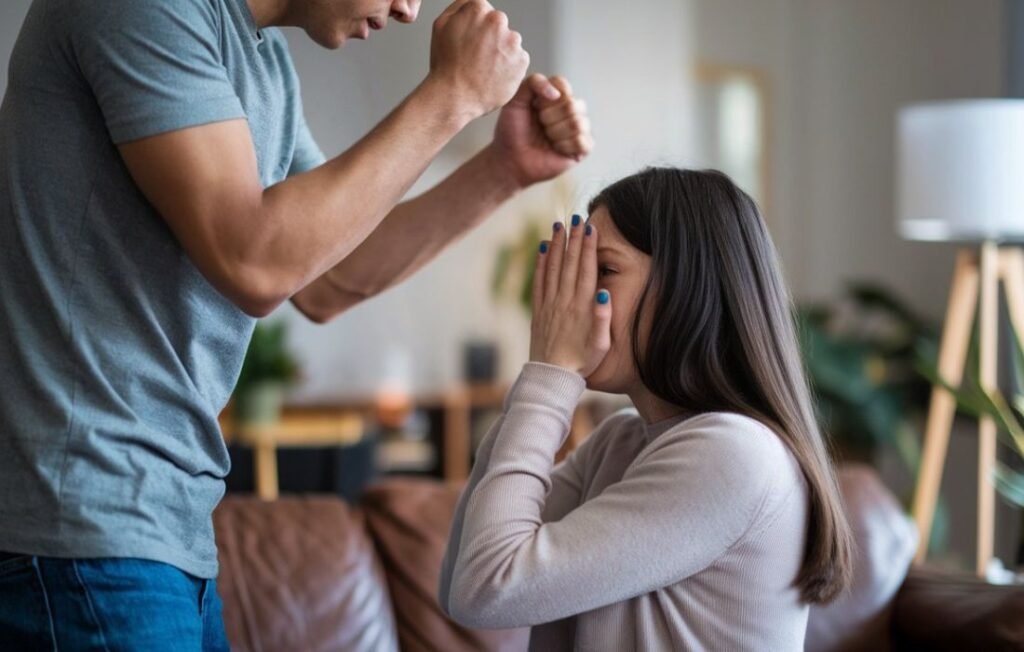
[69,0,246,144]
[289,114,326,175]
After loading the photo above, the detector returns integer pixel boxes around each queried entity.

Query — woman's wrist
[510,362,587,415]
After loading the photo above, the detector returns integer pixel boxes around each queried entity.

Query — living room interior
[1,0,1022,650]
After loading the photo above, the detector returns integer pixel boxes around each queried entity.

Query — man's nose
[390,0,420,23]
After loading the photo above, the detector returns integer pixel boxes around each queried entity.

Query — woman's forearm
[438,413,506,615]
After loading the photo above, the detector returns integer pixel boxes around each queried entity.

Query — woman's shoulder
[649,411,803,487]
[663,411,788,451]
[569,408,646,460]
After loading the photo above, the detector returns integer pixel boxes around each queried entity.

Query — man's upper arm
[117,121,269,315]
[70,0,277,315]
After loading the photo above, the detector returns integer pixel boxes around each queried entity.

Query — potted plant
[232,320,300,425]
[798,282,938,466]
[798,282,950,553]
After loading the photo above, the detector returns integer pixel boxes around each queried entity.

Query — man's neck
[246,0,291,29]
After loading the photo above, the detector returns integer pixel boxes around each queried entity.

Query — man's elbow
[289,280,370,324]
[215,264,294,318]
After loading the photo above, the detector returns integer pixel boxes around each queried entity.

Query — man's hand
[489,74,594,189]
[428,0,529,124]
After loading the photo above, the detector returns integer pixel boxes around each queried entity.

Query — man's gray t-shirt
[0,0,325,578]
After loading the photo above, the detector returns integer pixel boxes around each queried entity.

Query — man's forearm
[291,143,525,322]
[241,78,479,310]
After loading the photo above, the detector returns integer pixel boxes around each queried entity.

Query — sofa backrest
[361,479,529,652]
[214,495,399,652]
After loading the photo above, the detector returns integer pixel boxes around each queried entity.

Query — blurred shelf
[219,382,596,499]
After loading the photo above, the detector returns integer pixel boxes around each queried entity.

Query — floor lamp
[899,100,1024,576]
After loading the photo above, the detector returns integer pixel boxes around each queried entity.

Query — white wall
[694,0,1005,319]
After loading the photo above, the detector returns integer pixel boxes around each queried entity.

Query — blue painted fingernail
[572,214,581,227]
[597,290,610,304]
[553,222,563,233]
[539,241,548,254]
[585,224,593,236]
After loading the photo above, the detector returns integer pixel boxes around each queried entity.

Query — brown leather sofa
[212,478,1024,652]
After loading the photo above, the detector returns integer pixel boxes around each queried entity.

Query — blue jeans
[0,552,229,651]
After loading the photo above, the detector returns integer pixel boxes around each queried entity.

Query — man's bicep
[118,120,266,306]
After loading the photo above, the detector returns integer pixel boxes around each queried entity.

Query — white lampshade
[897,99,1024,242]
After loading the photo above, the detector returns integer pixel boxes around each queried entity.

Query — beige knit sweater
[439,362,811,651]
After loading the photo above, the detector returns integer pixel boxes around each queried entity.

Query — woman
[439,168,852,651]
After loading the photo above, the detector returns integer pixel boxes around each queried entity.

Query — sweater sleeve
[438,362,586,616]
[445,366,783,630]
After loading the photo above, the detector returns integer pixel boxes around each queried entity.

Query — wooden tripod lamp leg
[1001,247,1024,351]
[913,249,979,563]
[976,242,999,576]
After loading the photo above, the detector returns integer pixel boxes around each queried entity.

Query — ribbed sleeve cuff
[505,362,586,418]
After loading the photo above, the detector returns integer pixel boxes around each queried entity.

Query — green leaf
[1010,317,1024,407]
[993,463,1024,508]
[491,245,513,298]
[913,353,989,418]
[974,389,1024,458]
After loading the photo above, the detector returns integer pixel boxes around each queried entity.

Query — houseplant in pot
[232,320,300,425]
[798,282,950,552]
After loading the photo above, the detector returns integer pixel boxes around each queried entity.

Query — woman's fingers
[532,239,549,308]
[587,290,613,372]
[558,214,586,298]
[544,220,566,302]
[576,221,598,296]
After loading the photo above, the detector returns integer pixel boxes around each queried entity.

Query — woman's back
[530,409,810,651]
[439,364,811,651]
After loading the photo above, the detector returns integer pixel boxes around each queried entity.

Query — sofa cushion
[361,479,530,652]
[806,464,919,652]
[893,566,1024,651]
[214,495,398,652]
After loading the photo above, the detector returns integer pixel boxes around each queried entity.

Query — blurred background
[2,0,1020,575]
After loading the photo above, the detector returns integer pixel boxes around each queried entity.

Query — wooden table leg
[444,389,471,485]
[254,440,279,501]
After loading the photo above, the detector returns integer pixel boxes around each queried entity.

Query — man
[0,0,592,647]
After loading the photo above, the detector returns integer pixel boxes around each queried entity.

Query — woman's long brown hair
[590,167,852,603]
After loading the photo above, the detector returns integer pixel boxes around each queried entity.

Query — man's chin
[309,29,349,50]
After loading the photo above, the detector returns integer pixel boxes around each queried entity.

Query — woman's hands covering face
[529,215,612,377]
